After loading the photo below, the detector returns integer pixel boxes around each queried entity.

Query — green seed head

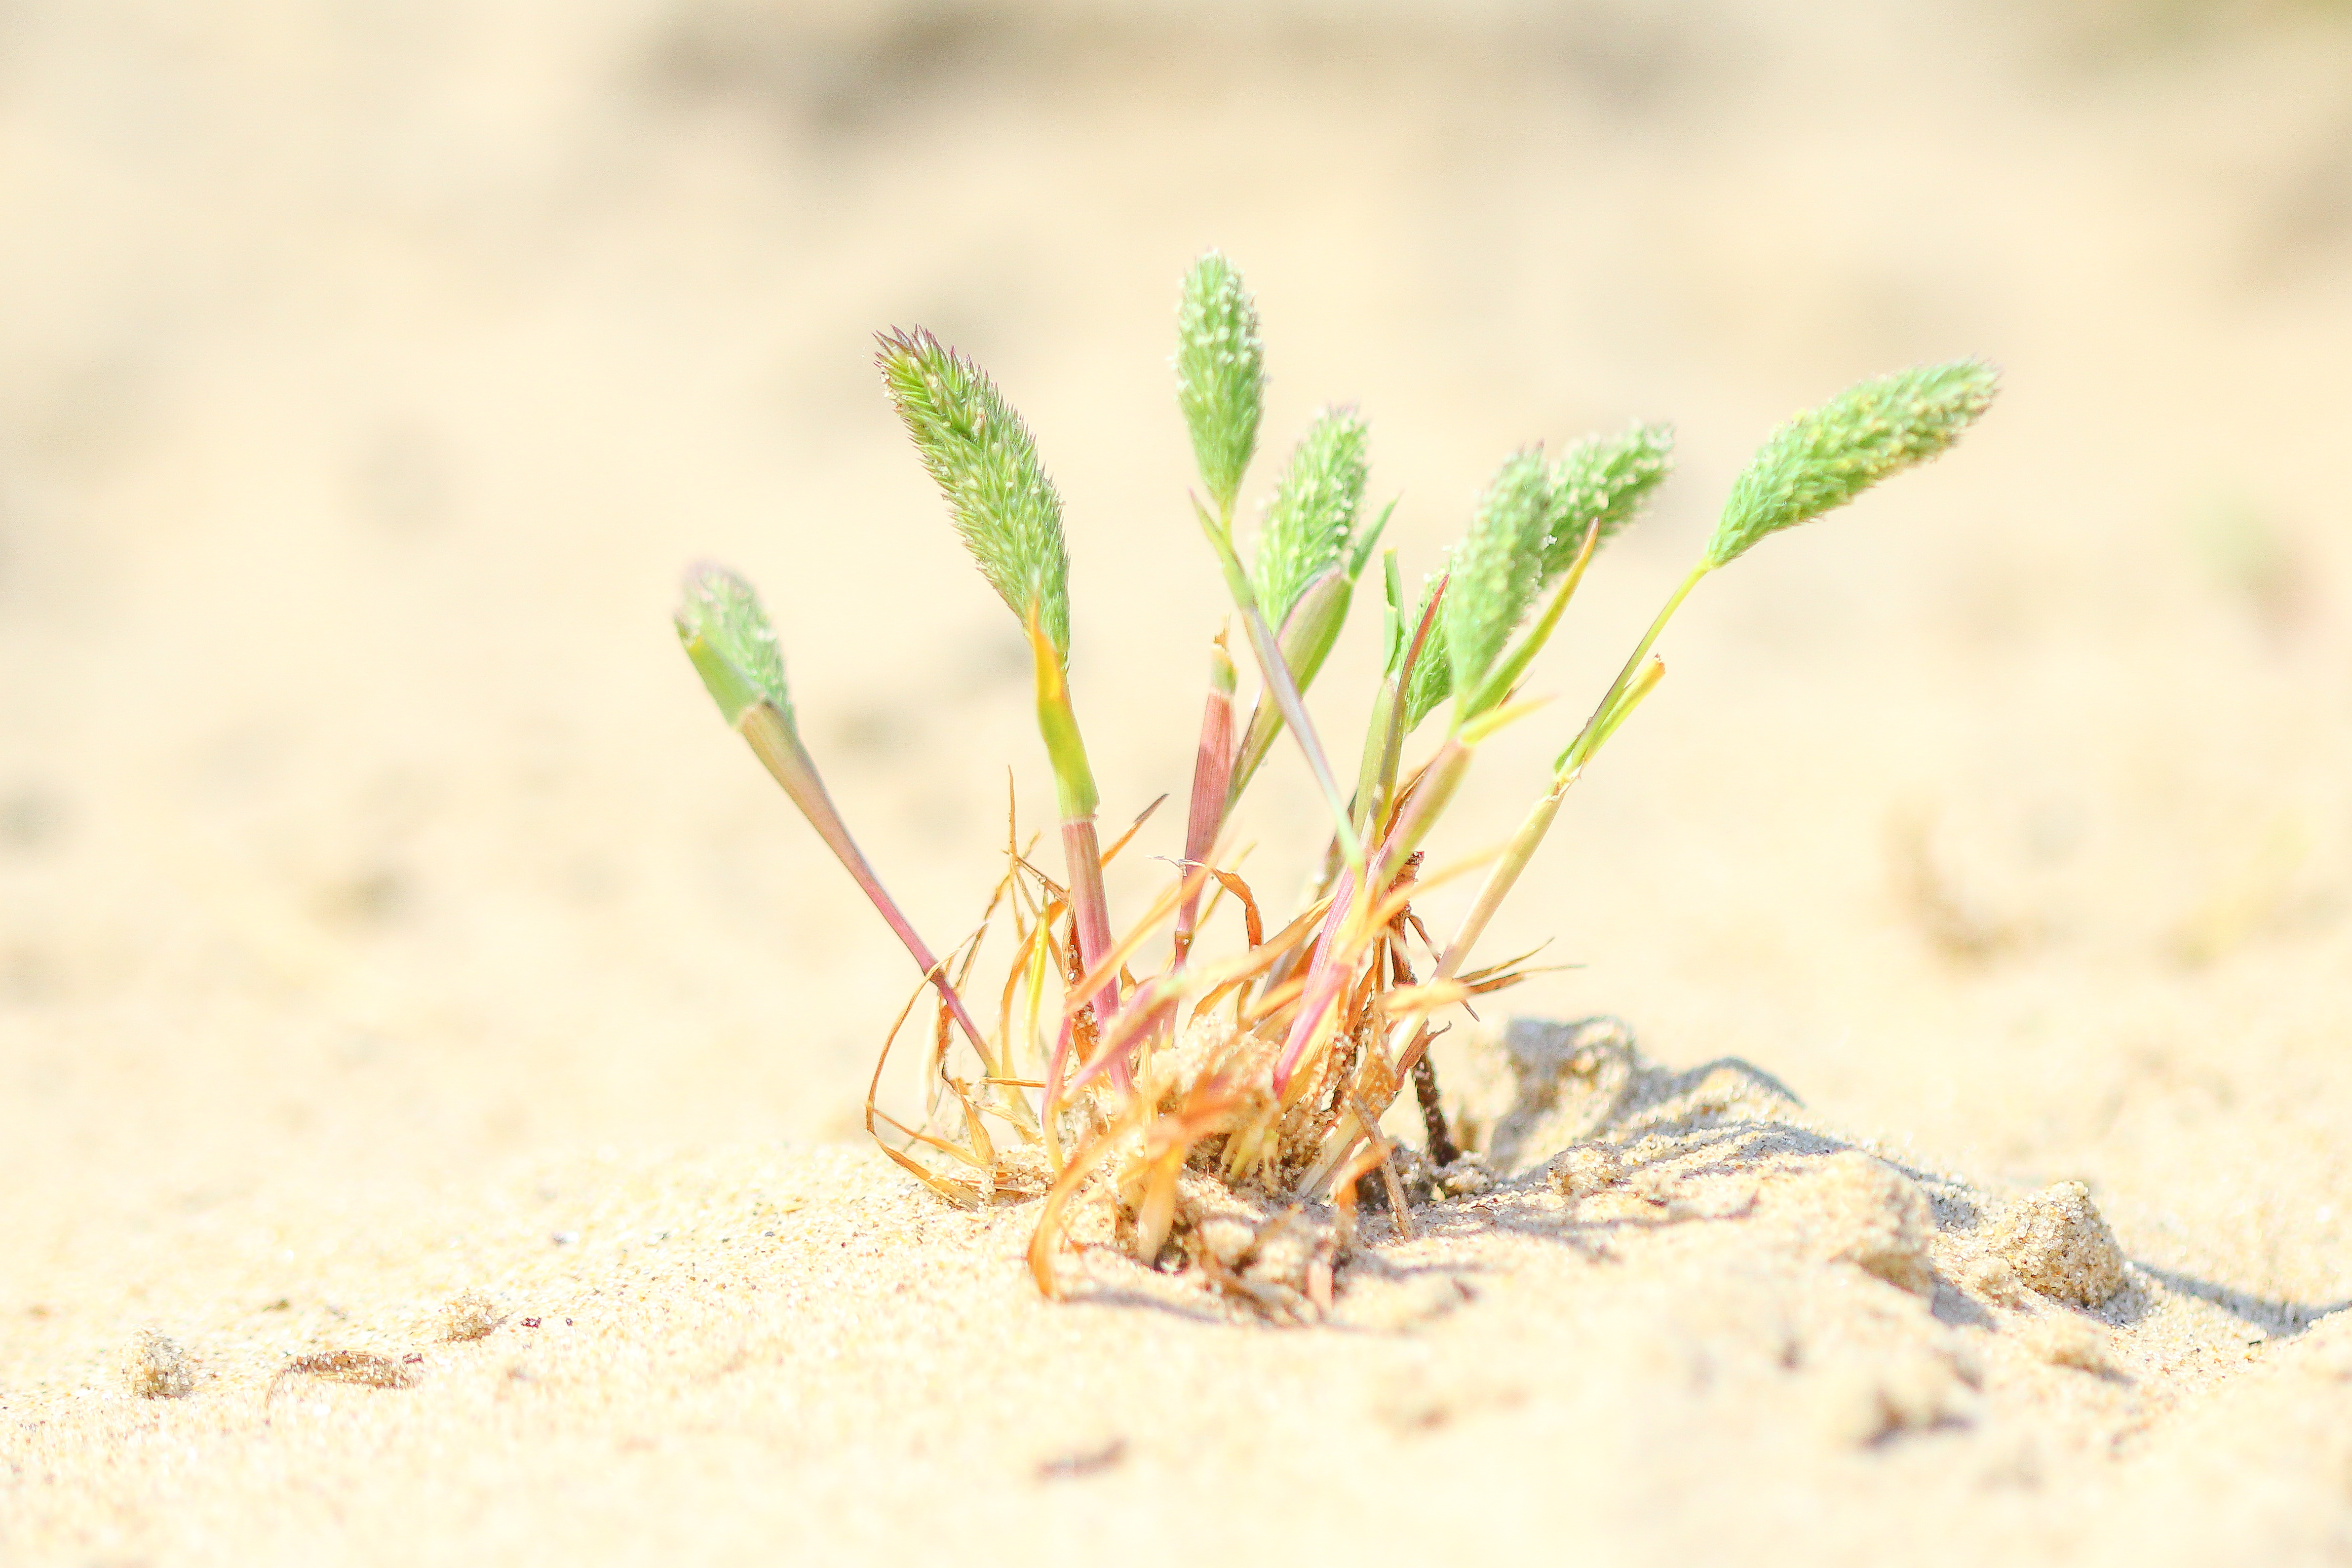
[675,562,792,729]
[1541,422,1674,580]
[1708,360,1998,569]
[1253,406,1369,627]
[1442,447,1554,705]
[1176,251,1266,517]
[877,327,1073,661]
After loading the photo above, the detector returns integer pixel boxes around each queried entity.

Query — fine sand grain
[7,1037,2348,1565]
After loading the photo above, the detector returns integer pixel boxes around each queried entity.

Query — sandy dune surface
[3,2,2351,1562]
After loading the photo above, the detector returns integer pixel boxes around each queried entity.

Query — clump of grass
[677,251,1996,1311]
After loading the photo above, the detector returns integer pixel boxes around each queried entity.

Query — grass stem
[1197,497,1363,870]
[736,704,992,1058]
[1174,630,1237,961]
[1027,611,1123,1053]
[1226,566,1351,805]
[1558,562,1706,773]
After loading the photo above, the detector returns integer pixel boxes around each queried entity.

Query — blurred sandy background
[4,0,2352,1560]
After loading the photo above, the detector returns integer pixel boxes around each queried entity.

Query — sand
[4,0,2352,1562]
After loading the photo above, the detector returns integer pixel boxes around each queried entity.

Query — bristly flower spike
[875,329,1122,1052]
[1448,422,1676,721]
[1176,251,1265,521]
[1253,407,1370,628]
[1442,447,1554,721]
[1387,425,1672,740]
[1223,411,1384,805]
[1707,359,1998,568]
[674,563,991,1058]
[877,327,1074,660]
[1541,422,1675,579]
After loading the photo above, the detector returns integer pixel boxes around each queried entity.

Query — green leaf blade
[876,327,1073,659]
[1707,359,1998,569]
[1252,406,1370,627]
[1176,251,1266,516]
[675,562,792,728]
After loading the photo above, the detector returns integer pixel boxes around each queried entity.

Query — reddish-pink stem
[741,709,991,1058]
[1173,670,1236,963]
[1060,816,1130,1092]
[1269,739,1465,1094]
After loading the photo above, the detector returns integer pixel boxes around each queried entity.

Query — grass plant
[677,253,1997,1311]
